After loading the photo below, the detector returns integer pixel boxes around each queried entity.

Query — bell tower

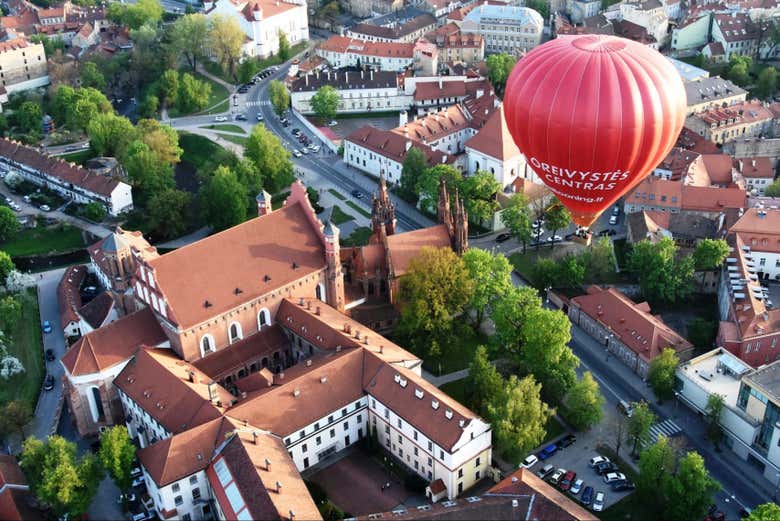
[371,171,396,237]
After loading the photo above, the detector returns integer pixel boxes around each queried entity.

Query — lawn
[199,124,245,134]
[1,224,85,257]
[330,205,354,225]
[346,200,371,219]
[200,99,230,116]
[215,133,248,146]
[424,327,488,375]
[340,226,372,247]
[168,72,230,118]
[0,289,44,410]
[328,188,346,201]
[178,132,228,170]
[59,149,95,165]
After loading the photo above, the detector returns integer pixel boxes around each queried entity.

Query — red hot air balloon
[503,35,686,228]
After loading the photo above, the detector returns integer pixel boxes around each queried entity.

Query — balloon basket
[572,232,592,246]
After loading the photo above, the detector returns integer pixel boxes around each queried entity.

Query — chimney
[364,336,369,345]
[370,70,374,80]
[188,370,195,383]
[306,359,312,367]
[305,74,308,86]
[241,391,247,399]
[256,190,272,216]
[289,510,295,521]
[439,78,443,89]
[299,297,305,306]
[252,3,262,21]
[316,306,321,316]
[252,431,259,445]
[379,345,384,354]
[361,70,364,79]
[345,71,348,83]
[276,481,283,493]
[307,301,311,310]
[265,458,271,470]
[441,154,448,163]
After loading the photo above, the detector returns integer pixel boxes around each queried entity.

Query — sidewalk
[422,368,469,387]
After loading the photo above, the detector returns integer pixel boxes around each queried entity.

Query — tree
[628,401,656,456]
[729,61,751,87]
[0,295,21,334]
[200,165,247,231]
[15,101,42,135]
[693,238,730,271]
[138,93,159,118]
[416,164,461,214]
[531,258,559,291]
[527,0,549,18]
[765,180,780,197]
[237,59,258,84]
[83,202,107,222]
[245,124,294,193]
[108,0,162,29]
[490,285,542,352]
[562,372,604,431]
[581,236,617,283]
[122,140,176,203]
[136,119,182,165]
[501,193,533,253]
[20,436,103,519]
[79,61,106,91]
[556,255,585,288]
[544,202,571,248]
[688,317,717,350]
[627,238,694,304]
[158,69,179,107]
[167,13,209,71]
[705,393,725,448]
[99,426,136,493]
[145,188,192,240]
[268,80,290,117]
[756,66,778,99]
[517,306,579,403]
[397,247,475,360]
[208,14,245,77]
[663,451,720,521]
[647,348,679,402]
[747,503,780,521]
[611,414,629,457]
[87,113,137,158]
[0,251,14,284]
[486,52,516,95]
[468,345,503,415]
[487,374,554,459]
[310,85,339,123]
[637,435,677,505]
[278,30,291,61]
[0,207,20,242]
[462,248,512,330]
[460,170,500,225]
[0,400,32,438]
[51,86,112,132]
[177,72,211,113]
[399,147,427,203]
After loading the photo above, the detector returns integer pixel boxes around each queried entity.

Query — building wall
[315,47,413,70]
[0,41,49,92]
[291,85,411,115]
[346,22,436,43]
[119,387,173,449]
[671,13,710,51]
[685,114,773,145]
[745,176,773,196]
[712,19,756,59]
[109,183,134,215]
[461,17,542,55]
[65,362,130,437]
[620,2,669,44]
[465,147,531,190]
[687,91,748,116]
[344,139,405,183]
[143,468,212,521]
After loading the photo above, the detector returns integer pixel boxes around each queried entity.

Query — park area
[0,289,44,411]
[0,224,86,258]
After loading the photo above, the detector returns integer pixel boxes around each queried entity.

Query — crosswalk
[641,419,682,448]
[246,100,271,107]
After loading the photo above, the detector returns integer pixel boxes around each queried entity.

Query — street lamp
[544,286,551,307]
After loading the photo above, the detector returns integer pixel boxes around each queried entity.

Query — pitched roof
[318,35,415,57]
[681,185,746,212]
[235,0,298,21]
[465,106,520,161]
[700,154,735,186]
[393,104,473,143]
[694,100,773,127]
[714,12,757,42]
[349,13,436,40]
[87,227,158,280]
[114,348,233,434]
[571,286,693,362]
[738,157,774,178]
[0,455,41,521]
[386,225,452,277]
[731,207,780,254]
[192,325,289,381]
[413,79,467,101]
[57,264,86,328]
[290,70,399,92]
[61,308,167,376]
[685,76,745,107]
[147,191,327,329]
[0,455,25,488]
[77,291,114,330]
[346,126,452,166]
[138,417,234,487]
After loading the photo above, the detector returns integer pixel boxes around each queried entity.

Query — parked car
[532,219,544,229]
[43,375,55,391]
[42,321,53,334]
[537,444,557,460]
[235,114,247,121]
[547,235,562,242]
[45,349,55,362]
[593,491,605,512]
[301,148,309,155]
[257,113,264,121]
[589,456,609,468]
[612,480,636,492]
[292,150,302,158]
[131,466,142,478]
[495,233,511,243]
[548,468,566,485]
[40,204,51,212]
[559,434,577,448]
[520,454,538,469]
[598,229,617,236]
[214,115,228,122]
[581,486,594,506]
[328,120,338,126]
[351,190,363,199]
[117,492,137,504]
[570,479,584,495]
[536,464,554,480]
[595,461,619,475]
[603,472,626,484]
[612,205,620,216]
[131,476,145,488]
[617,400,634,417]
[560,471,576,491]
[23,196,31,203]
[608,215,618,225]
[292,128,301,135]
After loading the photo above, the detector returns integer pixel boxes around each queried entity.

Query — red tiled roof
[386,225,452,277]
[731,207,780,254]
[192,324,289,381]
[57,265,86,329]
[346,126,452,166]
[738,157,774,178]
[681,185,746,212]
[413,79,467,101]
[78,291,114,330]
[318,35,414,57]
[465,106,520,161]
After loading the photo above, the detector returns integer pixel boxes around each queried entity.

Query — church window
[316,283,326,302]
[258,308,270,330]
[200,335,216,357]
[229,322,243,344]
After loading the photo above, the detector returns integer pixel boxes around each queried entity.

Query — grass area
[200,99,230,116]
[0,289,44,410]
[328,188,346,201]
[439,378,470,405]
[542,416,567,444]
[178,132,228,170]
[199,124,245,134]
[330,205,354,225]
[59,149,95,165]
[215,133,248,146]
[1,224,85,257]
[346,200,371,219]
[204,42,309,84]
[340,226,372,247]
[168,72,230,118]
[424,327,488,375]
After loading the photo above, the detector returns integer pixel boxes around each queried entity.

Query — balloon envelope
[503,35,686,227]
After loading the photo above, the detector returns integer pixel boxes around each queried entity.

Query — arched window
[200,335,215,358]
[229,322,243,344]
[89,386,105,423]
[257,308,271,330]
[316,283,326,302]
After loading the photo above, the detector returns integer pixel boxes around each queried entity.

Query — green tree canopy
[490,285,542,353]
[399,147,427,203]
[79,61,106,91]
[87,113,137,158]
[166,13,209,71]
[486,53,516,95]
[278,30,291,61]
[144,188,192,240]
[268,80,290,117]
[705,393,725,448]
[99,426,136,492]
[646,348,680,401]
[158,69,179,107]
[468,345,503,415]
[310,85,340,123]
[0,251,15,283]
[628,401,657,456]
[107,0,163,29]
[693,238,730,271]
[135,118,182,165]
[462,248,513,330]
[15,101,42,135]
[0,207,20,242]
[200,165,248,231]
[501,193,533,253]
[122,140,176,203]
[765,180,780,197]
[460,171,500,224]
[544,202,571,248]
[627,237,694,304]
[562,371,604,431]
[747,503,780,521]
[245,124,294,193]
[208,14,244,77]
[663,451,721,521]
[0,400,32,438]
[637,435,677,504]
[177,72,211,113]
[581,236,617,283]
[756,66,778,99]
[416,164,462,214]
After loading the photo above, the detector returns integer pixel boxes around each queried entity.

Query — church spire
[371,171,396,237]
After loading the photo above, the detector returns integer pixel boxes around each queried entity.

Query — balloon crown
[570,35,628,53]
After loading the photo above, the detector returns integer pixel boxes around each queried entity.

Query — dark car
[45,349,55,362]
[560,471,576,492]
[598,229,617,237]
[536,464,554,480]
[235,114,247,121]
[581,486,594,506]
[43,374,55,391]
[495,233,511,243]
[351,190,364,199]
[611,480,636,492]
[559,434,577,448]
[596,461,618,475]
[537,444,557,460]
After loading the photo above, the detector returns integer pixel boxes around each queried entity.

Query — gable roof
[386,225,452,277]
[77,291,115,330]
[57,264,87,328]
[60,307,167,376]
[192,324,289,381]
[465,106,521,161]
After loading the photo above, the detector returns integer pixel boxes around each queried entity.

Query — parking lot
[525,442,635,512]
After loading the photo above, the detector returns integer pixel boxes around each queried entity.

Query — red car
[559,471,577,492]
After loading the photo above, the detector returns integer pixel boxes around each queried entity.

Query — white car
[547,235,562,242]
[593,492,605,512]
[131,476,145,488]
[257,113,264,121]
[570,479,584,495]
[609,215,618,225]
[327,120,338,127]
[532,220,543,229]
[548,468,566,485]
[589,456,610,468]
[603,472,626,484]
[301,148,309,155]
[520,454,538,469]
[214,116,228,122]
[292,150,302,158]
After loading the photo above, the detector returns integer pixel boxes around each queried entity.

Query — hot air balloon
[503,34,686,228]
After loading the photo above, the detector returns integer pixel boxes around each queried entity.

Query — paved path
[156,225,212,248]
[422,368,469,387]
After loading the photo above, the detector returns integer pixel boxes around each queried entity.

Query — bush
[83,202,107,222]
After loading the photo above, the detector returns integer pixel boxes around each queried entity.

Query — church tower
[323,219,345,312]
[371,171,396,237]
[437,177,453,238]
[452,189,469,255]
